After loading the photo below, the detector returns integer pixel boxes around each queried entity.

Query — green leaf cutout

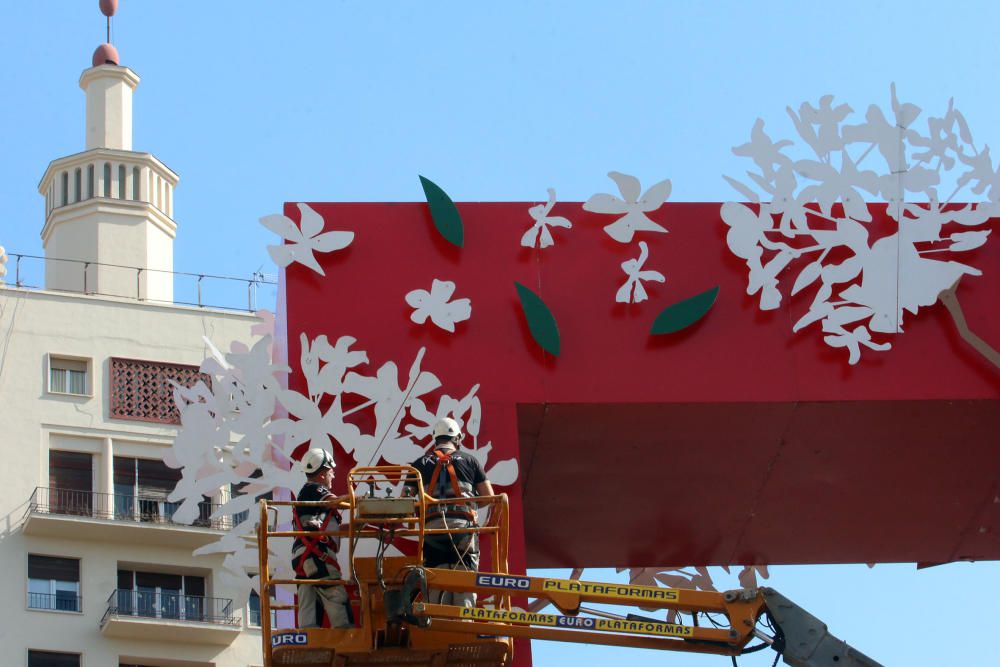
[515,282,560,357]
[650,286,720,335]
[419,175,464,247]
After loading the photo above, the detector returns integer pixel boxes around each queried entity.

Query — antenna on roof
[99,1,117,44]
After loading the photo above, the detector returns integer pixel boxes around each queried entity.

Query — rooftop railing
[101,589,238,627]
[2,252,275,313]
[27,487,232,531]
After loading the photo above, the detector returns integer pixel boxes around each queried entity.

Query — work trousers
[424,514,480,609]
[426,560,480,609]
[296,556,351,629]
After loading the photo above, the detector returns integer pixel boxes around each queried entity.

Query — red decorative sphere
[99,0,118,17]
[92,43,120,67]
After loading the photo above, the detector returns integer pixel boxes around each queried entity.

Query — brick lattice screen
[109,357,209,424]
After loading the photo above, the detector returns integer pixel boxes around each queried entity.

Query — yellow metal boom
[258,466,880,667]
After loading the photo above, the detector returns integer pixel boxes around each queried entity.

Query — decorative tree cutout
[260,203,354,276]
[521,188,572,249]
[166,317,518,604]
[722,85,1000,366]
[616,241,665,304]
[405,279,472,332]
[584,171,672,243]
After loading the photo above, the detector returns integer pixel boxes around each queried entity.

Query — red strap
[427,449,464,499]
[293,505,339,575]
[426,450,476,521]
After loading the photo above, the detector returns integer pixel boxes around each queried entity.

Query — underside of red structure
[518,399,999,568]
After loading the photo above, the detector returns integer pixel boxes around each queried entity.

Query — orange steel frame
[257,466,767,666]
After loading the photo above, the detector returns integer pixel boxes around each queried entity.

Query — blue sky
[2,2,999,665]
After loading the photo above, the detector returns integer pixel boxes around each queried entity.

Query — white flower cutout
[616,241,665,303]
[405,279,472,332]
[521,188,572,249]
[260,203,354,276]
[583,171,672,243]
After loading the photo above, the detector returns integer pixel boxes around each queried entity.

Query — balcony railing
[27,592,82,613]
[101,589,237,627]
[27,487,232,530]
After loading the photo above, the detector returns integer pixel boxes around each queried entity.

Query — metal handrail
[3,252,275,312]
[27,592,82,613]
[26,486,232,530]
[101,589,238,626]
[257,465,512,664]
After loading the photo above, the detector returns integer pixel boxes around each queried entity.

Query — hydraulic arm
[258,466,882,667]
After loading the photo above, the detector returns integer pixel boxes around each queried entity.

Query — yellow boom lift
[258,466,882,667]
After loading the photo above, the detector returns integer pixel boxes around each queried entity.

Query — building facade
[0,36,264,667]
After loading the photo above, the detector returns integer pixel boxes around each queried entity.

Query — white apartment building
[0,37,265,667]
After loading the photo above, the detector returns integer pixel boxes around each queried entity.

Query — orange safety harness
[426,449,477,521]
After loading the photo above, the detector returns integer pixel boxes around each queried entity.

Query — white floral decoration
[616,241,665,304]
[521,188,572,249]
[260,203,354,276]
[166,320,518,604]
[583,171,672,243]
[405,279,472,332]
[722,85,1000,365]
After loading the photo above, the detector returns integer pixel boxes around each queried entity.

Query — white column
[101,437,114,515]
[79,65,140,151]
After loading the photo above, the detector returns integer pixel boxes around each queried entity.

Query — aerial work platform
[258,466,881,667]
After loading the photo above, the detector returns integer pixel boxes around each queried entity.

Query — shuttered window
[49,451,92,493]
[29,555,79,582]
[28,555,81,612]
[28,650,80,667]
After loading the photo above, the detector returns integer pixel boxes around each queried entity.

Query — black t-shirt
[407,448,487,497]
[293,482,341,576]
[294,482,341,549]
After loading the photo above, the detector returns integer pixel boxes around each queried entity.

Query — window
[232,469,272,526]
[28,650,80,667]
[248,589,278,628]
[117,569,206,620]
[49,451,93,516]
[73,168,81,203]
[113,457,182,523]
[132,166,140,199]
[60,172,68,206]
[118,164,126,199]
[48,355,89,396]
[103,162,111,197]
[28,555,81,612]
[86,164,94,199]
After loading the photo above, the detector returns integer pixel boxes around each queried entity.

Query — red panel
[284,201,1000,570]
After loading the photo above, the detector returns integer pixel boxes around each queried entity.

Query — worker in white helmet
[292,447,351,628]
[405,417,494,608]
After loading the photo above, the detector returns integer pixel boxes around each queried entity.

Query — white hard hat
[432,417,463,443]
[301,447,335,475]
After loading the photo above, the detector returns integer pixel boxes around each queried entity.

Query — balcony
[100,589,240,645]
[23,487,233,548]
[27,591,82,613]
